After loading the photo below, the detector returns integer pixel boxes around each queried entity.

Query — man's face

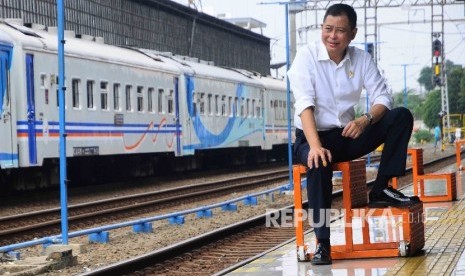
[321,14,357,62]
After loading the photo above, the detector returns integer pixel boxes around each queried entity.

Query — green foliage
[413,129,433,144]
[421,90,441,128]
[416,61,464,128]
[392,91,423,120]
[457,68,465,113]
[417,60,461,92]
[418,66,434,92]
[447,67,465,114]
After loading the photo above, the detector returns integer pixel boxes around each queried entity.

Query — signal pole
[431,0,451,142]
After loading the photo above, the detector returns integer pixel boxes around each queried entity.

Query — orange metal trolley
[456,140,465,171]
[293,160,424,261]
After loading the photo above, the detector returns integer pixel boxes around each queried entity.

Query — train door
[184,75,194,154]
[25,54,37,165]
[260,89,266,147]
[173,77,181,156]
[0,45,14,168]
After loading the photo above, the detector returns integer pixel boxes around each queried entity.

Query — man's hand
[341,117,369,139]
[307,146,332,169]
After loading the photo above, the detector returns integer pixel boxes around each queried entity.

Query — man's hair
[324,4,357,30]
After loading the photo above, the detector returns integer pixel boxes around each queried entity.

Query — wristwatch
[363,112,373,125]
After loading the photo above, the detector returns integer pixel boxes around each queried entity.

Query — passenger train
[0,19,291,190]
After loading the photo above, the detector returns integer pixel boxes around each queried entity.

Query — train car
[251,74,292,161]
[0,19,289,190]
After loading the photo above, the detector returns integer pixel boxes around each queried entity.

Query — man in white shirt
[287,3,420,265]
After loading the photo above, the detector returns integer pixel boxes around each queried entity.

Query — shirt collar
[317,40,330,61]
[317,41,352,66]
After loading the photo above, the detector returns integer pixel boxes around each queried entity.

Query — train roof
[252,75,287,92]
[0,19,270,89]
[135,48,264,87]
[0,20,181,74]
[223,67,287,92]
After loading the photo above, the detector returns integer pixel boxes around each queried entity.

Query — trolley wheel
[399,240,409,257]
[297,246,311,262]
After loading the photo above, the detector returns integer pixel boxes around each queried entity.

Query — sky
[172,0,465,93]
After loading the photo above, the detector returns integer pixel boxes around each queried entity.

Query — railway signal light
[434,76,442,87]
[435,63,440,76]
[432,39,442,57]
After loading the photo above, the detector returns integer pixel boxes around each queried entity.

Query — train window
[252,99,255,117]
[148,88,154,112]
[113,83,120,111]
[199,93,205,115]
[240,97,245,117]
[72,79,80,109]
[40,74,49,105]
[158,89,163,114]
[207,94,212,115]
[167,89,174,114]
[40,74,47,89]
[234,97,238,117]
[137,86,144,112]
[125,85,132,112]
[246,99,250,117]
[215,95,219,116]
[272,100,277,119]
[192,92,197,116]
[5,68,9,107]
[87,80,94,109]
[257,100,261,118]
[281,101,287,120]
[221,96,226,116]
[101,81,108,111]
[228,97,232,117]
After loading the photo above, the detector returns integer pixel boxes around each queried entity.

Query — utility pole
[289,0,297,62]
[391,63,417,108]
[56,0,69,245]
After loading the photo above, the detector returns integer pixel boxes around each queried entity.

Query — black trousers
[293,107,413,240]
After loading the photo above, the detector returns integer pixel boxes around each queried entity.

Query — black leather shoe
[311,243,332,265]
[369,186,422,208]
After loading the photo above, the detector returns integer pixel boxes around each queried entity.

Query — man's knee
[389,107,413,128]
[394,107,413,122]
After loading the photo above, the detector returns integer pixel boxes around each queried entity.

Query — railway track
[78,154,458,276]
[0,170,288,246]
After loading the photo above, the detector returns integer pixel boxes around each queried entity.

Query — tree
[418,66,434,92]
[457,68,465,113]
[417,60,458,92]
[421,90,441,129]
[447,67,464,114]
[392,90,423,120]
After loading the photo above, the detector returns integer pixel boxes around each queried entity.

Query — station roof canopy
[223,17,266,34]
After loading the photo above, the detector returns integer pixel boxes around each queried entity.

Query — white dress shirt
[287,41,393,131]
